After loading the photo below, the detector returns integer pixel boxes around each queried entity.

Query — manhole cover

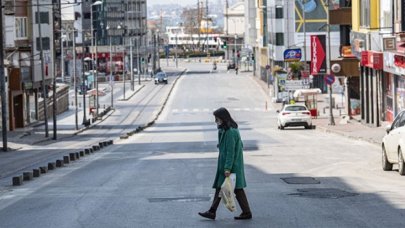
[148,196,210,203]
[289,188,358,199]
[281,177,320,184]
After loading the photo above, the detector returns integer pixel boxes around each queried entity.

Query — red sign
[394,54,405,68]
[310,35,326,75]
[360,51,383,70]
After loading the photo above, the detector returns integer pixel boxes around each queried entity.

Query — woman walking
[198,107,252,220]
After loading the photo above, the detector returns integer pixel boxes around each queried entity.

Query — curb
[119,68,188,140]
[11,139,114,187]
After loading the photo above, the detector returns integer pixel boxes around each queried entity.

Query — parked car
[154,72,168,84]
[382,110,405,175]
[227,62,236,70]
[277,104,312,130]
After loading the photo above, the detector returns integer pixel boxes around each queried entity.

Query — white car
[277,104,312,130]
[382,110,405,175]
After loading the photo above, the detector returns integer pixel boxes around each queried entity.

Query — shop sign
[361,51,383,70]
[284,48,302,62]
[284,80,310,91]
[350,31,367,59]
[384,52,405,75]
[310,35,326,75]
[383,37,396,51]
[394,54,405,68]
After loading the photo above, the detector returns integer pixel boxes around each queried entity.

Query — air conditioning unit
[4,0,15,15]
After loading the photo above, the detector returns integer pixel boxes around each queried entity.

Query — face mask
[215,118,223,129]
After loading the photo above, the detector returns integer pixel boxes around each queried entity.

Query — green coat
[212,127,247,189]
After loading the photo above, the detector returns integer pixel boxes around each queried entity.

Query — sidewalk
[3,78,150,151]
[251,75,387,146]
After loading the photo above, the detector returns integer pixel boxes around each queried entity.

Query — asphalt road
[0,61,405,227]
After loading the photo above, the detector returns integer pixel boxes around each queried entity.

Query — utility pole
[52,2,58,140]
[37,0,49,138]
[130,38,134,91]
[73,29,78,130]
[325,0,335,126]
[109,36,113,108]
[0,4,8,151]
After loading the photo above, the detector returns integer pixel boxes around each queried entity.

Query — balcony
[329,7,352,25]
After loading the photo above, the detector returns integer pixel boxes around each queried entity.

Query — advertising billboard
[310,35,326,75]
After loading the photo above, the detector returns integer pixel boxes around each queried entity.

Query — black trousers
[209,188,251,214]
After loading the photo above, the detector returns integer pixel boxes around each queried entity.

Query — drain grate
[289,188,359,199]
[281,177,320,184]
[148,196,211,203]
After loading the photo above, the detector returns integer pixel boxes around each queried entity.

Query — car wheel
[279,125,284,130]
[382,145,392,171]
[305,125,311,129]
[399,148,405,175]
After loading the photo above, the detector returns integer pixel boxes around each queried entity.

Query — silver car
[382,110,405,175]
[154,72,168,84]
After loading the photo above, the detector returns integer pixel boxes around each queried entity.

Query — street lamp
[117,24,126,99]
[91,0,102,118]
[106,25,114,108]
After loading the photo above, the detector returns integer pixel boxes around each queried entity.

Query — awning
[293,88,322,98]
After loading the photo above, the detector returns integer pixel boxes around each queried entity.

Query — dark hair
[213,107,238,130]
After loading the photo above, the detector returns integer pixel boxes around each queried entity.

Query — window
[36,37,50,51]
[275,33,284,46]
[15,17,28,39]
[360,0,370,27]
[275,7,283,19]
[35,12,49,24]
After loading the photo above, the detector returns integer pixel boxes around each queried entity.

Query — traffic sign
[324,74,335,85]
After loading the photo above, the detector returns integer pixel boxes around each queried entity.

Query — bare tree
[181,7,200,51]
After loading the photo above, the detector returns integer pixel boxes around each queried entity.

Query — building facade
[3,0,62,130]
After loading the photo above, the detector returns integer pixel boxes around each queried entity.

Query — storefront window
[385,73,394,121]
[396,76,405,113]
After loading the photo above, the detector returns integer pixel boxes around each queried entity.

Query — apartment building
[3,0,62,130]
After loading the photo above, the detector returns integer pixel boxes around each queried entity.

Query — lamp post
[90,1,102,118]
[106,25,114,108]
[118,24,126,100]
[325,0,335,126]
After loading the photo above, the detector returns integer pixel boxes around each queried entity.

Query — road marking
[172,107,269,113]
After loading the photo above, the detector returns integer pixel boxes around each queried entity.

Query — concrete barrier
[63,156,70,164]
[12,176,23,186]
[40,166,48,173]
[48,162,56,170]
[69,153,76,161]
[80,151,85,156]
[89,148,94,153]
[33,169,41,177]
[56,160,64,167]
[23,172,33,181]
[98,142,104,148]
[75,152,80,159]
[92,145,100,151]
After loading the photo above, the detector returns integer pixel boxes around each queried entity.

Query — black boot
[234,212,252,220]
[198,210,216,220]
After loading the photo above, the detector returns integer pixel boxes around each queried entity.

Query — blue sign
[324,74,336,85]
[284,48,302,62]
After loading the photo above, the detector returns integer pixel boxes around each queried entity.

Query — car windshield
[284,106,307,111]
[156,73,166,78]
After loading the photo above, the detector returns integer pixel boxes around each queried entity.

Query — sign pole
[326,0,335,126]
